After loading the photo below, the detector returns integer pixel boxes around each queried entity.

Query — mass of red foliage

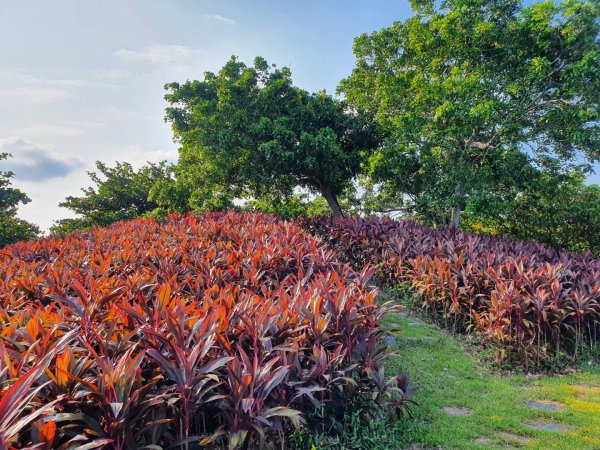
[300,216,600,367]
[0,213,406,449]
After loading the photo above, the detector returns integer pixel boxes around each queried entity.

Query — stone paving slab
[524,399,564,412]
[385,335,398,345]
[442,406,472,416]
[496,431,530,444]
[403,336,437,343]
[525,419,575,432]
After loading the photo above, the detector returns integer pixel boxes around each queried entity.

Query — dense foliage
[301,216,600,367]
[340,0,600,228]
[159,56,379,217]
[463,171,600,254]
[0,212,407,449]
[0,153,40,247]
[52,161,173,234]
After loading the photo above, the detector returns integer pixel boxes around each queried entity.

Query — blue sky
[0,1,597,230]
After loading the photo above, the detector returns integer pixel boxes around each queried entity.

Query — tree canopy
[0,153,40,247]
[161,56,380,217]
[340,0,600,227]
[52,161,173,234]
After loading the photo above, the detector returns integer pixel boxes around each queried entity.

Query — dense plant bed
[0,212,406,449]
[299,217,600,367]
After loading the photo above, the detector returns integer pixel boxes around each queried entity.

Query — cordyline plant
[0,212,407,448]
[299,216,600,368]
[0,330,76,450]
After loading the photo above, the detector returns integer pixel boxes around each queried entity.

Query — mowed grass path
[382,292,600,450]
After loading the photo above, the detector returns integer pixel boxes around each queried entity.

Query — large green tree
[52,161,173,234]
[340,0,600,227]
[161,56,380,217]
[0,153,40,247]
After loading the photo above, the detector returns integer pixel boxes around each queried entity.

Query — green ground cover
[383,293,600,450]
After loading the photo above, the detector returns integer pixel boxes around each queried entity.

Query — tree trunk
[450,205,461,229]
[450,182,463,229]
[320,184,344,218]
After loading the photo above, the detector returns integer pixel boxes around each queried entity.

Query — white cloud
[120,144,178,168]
[0,70,124,109]
[43,76,122,89]
[0,137,83,181]
[203,14,236,25]
[91,69,131,81]
[0,87,71,104]
[14,124,83,138]
[0,69,120,88]
[114,45,204,65]
[13,121,106,139]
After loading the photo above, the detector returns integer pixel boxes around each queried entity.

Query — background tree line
[0,153,39,247]
[4,0,598,254]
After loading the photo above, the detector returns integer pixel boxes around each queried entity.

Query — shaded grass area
[381,294,600,450]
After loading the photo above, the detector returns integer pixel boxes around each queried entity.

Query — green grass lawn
[378,293,600,450]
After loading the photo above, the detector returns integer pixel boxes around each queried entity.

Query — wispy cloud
[0,137,83,181]
[0,87,71,104]
[203,14,236,25]
[13,121,106,139]
[0,69,125,94]
[122,144,179,168]
[14,124,83,138]
[114,45,204,65]
[91,69,131,81]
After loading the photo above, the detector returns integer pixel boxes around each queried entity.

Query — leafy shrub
[0,212,408,449]
[300,216,600,367]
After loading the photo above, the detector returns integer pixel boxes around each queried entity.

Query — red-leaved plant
[0,212,404,448]
[299,216,600,367]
